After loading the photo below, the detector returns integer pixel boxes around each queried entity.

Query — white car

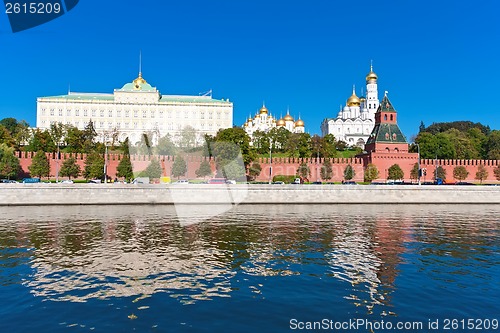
[173,179,189,184]
[61,180,74,184]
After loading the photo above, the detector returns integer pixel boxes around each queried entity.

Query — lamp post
[103,132,108,184]
[55,141,60,183]
[268,138,273,185]
[413,142,421,185]
[434,146,440,182]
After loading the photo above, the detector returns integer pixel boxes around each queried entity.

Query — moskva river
[0,205,498,332]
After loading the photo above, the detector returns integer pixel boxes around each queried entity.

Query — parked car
[226,179,236,184]
[208,178,227,184]
[173,179,189,184]
[273,181,285,185]
[293,178,301,184]
[342,181,357,185]
[22,178,41,183]
[1,179,18,183]
[61,180,74,184]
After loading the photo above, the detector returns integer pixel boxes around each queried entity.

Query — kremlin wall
[15,151,500,184]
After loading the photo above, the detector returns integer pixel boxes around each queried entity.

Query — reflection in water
[0,204,499,322]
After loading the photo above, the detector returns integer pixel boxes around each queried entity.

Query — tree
[410,163,419,182]
[296,162,310,180]
[171,156,187,179]
[434,165,447,180]
[322,134,338,158]
[364,163,379,182]
[388,164,404,180]
[28,150,50,179]
[195,160,212,179]
[251,130,269,155]
[145,158,163,179]
[178,126,198,150]
[343,164,355,181]
[320,158,333,181]
[494,165,500,181]
[59,157,81,180]
[475,165,488,184]
[116,155,134,182]
[485,130,500,160]
[83,152,104,180]
[156,134,177,156]
[0,144,21,179]
[27,129,55,152]
[453,166,469,182]
[214,127,255,168]
[82,121,98,153]
[248,162,262,181]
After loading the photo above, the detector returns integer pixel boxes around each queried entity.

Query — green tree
[83,152,104,180]
[0,118,19,136]
[453,166,469,182]
[214,127,255,167]
[248,162,262,181]
[322,134,338,158]
[485,130,500,160]
[494,165,500,181]
[59,157,81,180]
[13,121,31,149]
[195,160,212,179]
[171,156,187,179]
[268,127,290,153]
[49,122,65,152]
[28,150,50,179]
[82,121,98,153]
[178,126,198,150]
[217,159,246,181]
[343,164,355,181]
[27,129,56,152]
[0,125,15,147]
[410,163,419,182]
[252,130,269,155]
[434,165,447,181]
[364,163,379,182]
[0,144,21,179]
[296,162,310,180]
[116,155,134,182]
[475,165,488,184]
[388,164,404,180]
[64,125,85,153]
[156,134,177,156]
[145,158,163,179]
[320,158,333,181]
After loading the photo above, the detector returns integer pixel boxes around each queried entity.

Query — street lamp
[412,142,421,185]
[434,146,441,182]
[268,138,273,185]
[55,141,61,183]
[102,132,109,184]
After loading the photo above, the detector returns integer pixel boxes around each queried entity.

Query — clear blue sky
[1,0,499,139]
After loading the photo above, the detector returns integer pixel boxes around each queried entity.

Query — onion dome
[295,119,304,127]
[284,114,294,121]
[259,105,268,114]
[347,88,361,106]
[366,64,378,82]
[360,96,366,102]
[277,118,286,126]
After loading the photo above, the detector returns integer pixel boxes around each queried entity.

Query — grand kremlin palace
[36,72,233,145]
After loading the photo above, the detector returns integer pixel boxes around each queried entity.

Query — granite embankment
[0,184,499,205]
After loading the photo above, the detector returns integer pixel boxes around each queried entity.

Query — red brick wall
[15,152,500,183]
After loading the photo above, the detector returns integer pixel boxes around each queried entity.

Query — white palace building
[320,65,380,147]
[36,71,233,145]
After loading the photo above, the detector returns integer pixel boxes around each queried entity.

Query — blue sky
[0,0,499,139]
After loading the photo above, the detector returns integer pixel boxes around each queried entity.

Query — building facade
[243,105,305,139]
[36,72,233,145]
[321,65,380,147]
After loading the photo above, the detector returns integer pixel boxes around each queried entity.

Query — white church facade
[320,65,380,147]
[243,105,305,139]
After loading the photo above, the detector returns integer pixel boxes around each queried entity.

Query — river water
[0,205,498,332]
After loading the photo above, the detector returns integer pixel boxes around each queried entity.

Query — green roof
[366,123,408,145]
[377,95,396,112]
[38,93,230,104]
[39,93,115,101]
[119,82,156,92]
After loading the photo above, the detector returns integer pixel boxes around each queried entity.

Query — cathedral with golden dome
[321,64,380,148]
[242,104,305,139]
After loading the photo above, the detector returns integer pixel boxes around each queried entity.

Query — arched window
[384,114,387,121]
[390,114,394,121]
[394,148,399,153]
[385,147,390,152]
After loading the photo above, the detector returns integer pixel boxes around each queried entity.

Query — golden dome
[284,114,294,121]
[259,105,268,114]
[366,64,378,82]
[347,90,361,106]
[295,119,304,127]
[133,72,147,89]
[277,119,286,126]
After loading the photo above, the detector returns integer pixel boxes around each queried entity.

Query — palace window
[143,110,147,118]
[125,122,129,129]
[125,110,130,117]
[151,111,155,118]
[134,122,138,129]
[108,111,113,117]
[92,110,96,117]
[134,111,138,118]
[50,108,55,116]
[83,110,88,117]
[100,122,104,128]
[159,110,164,117]
[117,110,121,117]
[75,109,79,116]
[58,109,63,116]
[66,110,71,116]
